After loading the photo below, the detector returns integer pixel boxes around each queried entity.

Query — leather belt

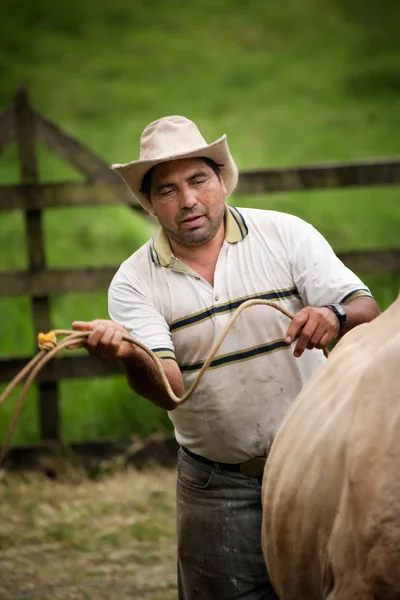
[181,446,266,478]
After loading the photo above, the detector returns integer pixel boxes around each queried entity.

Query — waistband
[181,446,266,479]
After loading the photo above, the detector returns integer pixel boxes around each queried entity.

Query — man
[73,116,380,600]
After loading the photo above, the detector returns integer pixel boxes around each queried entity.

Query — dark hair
[140,157,222,200]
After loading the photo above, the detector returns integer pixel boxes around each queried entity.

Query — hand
[285,306,340,358]
[71,319,134,360]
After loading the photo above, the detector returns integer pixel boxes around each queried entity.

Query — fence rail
[0,355,124,384]
[1,158,400,213]
[236,159,400,194]
[0,85,399,451]
[1,248,399,299]
[0,182,145,212]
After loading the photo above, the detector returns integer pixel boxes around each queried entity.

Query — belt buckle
[240,457,266,478]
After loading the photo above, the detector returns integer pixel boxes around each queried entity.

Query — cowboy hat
[111,115,239,213]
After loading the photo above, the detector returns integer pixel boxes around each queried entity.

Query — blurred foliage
[0,0,399,444]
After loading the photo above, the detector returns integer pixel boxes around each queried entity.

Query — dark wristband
[322,303,347,331]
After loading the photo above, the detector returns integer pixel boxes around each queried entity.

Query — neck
[168,222,225,285]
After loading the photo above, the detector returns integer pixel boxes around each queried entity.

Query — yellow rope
[0,300,329,466]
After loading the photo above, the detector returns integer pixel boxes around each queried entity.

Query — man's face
[149,158,227,247]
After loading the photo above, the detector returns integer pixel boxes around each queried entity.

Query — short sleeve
[283,215,373,307]
[108,269,175,361]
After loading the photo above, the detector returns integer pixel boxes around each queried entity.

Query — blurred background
[1,0,399,447]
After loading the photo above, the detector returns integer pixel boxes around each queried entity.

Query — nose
[179,185,197,209]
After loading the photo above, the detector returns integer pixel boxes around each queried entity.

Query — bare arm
[122,349,183,411]
[285,296,380,358]
[72,319,183,411]
[340,295,380,335]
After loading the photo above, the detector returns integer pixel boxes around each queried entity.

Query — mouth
[181,215,205,228]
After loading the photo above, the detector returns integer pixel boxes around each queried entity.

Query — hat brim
[111,135,238,213]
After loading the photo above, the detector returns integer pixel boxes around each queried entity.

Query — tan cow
[262,294,400,600]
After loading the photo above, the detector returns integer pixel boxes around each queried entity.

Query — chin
[183,232,213,247]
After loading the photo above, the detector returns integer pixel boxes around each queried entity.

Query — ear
[148,199,156,216]
[221,179,228,197]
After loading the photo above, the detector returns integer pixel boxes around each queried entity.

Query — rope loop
[1,301,330,468]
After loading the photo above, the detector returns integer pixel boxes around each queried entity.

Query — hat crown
[140,116,208,160]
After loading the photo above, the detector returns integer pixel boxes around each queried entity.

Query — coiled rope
[0,300,329,466]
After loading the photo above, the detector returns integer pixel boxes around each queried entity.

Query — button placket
[213,243,227,307]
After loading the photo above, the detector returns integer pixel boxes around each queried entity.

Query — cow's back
[262,295,400,600]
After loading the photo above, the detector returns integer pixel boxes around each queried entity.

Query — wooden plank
[1,158,400,214]
[15,89,39,188]
[0,181,145,212]
[235,158,400,194]
[0,105,15,155]
[0,266,119,296]
[35,110,122,183]
[0,355,124,383]
[33,110,138,205]
[14,84,60,442]
[337,248,400,274]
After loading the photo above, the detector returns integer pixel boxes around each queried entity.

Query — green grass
[0,0,399,445]
[129,518,175,542]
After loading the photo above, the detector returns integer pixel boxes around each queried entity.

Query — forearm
[341,296,380,336]
[121,348,184,411]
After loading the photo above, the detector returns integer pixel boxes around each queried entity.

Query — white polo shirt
[108,206,372,463]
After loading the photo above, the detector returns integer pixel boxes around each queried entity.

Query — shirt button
[215,295,219,302]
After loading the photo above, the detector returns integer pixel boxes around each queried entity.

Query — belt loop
[213,461,222,474]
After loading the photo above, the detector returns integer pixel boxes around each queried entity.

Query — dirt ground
[0,463,177,600]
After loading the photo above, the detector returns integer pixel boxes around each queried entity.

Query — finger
[72,321,94,332]
[285,311,309,344]
[316,331,336,350]
[95,327,123,356]
[85,325,107,352]
[307,324,327,349]
[99,327,118,355]
[293,320,319,357]
[108,330,124,358]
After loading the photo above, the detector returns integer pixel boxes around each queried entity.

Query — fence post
[13,84,60,442]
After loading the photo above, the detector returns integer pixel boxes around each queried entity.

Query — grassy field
[0,465,177,599]
[0,0,399,445]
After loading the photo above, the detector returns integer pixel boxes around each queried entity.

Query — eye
[192,178,206,186]
[160,189,174,197]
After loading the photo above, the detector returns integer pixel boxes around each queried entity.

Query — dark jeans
[176,447,279,600]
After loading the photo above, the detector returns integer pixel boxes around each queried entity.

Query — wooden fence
[1,85,400,448]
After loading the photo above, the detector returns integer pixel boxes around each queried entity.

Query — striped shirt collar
[150,205,248,267]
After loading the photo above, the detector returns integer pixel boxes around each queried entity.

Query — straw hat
[112,115,239,213]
